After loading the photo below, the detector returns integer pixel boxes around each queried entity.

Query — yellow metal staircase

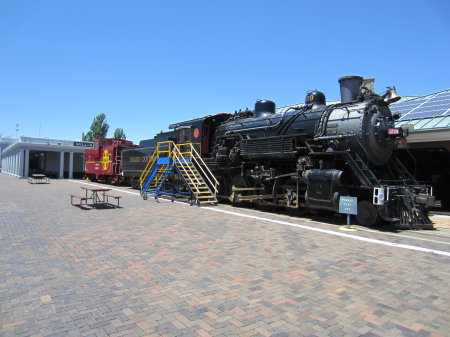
[173,144,218,204]
[139,141,218,205]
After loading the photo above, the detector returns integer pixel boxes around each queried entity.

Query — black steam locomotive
[124,76,435,228]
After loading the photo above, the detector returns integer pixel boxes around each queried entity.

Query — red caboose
[84,138,135,184]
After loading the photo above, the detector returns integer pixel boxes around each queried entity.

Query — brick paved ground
[0,173,449,337]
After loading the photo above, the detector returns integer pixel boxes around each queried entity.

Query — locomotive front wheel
[355,200,380,227]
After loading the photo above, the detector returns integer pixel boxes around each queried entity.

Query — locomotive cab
[169,113,231,156]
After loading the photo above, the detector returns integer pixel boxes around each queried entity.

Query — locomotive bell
[385,86,401,105]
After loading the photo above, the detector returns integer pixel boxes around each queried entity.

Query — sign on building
[73,141,94,148]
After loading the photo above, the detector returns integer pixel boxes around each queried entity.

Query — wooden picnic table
[70,186,122,208]
[81,186,111,204]
[28,174,50,184]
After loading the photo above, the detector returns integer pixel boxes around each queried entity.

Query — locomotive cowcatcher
[84,138,135,184]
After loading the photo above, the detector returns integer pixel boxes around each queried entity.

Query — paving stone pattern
[0,174,449,337]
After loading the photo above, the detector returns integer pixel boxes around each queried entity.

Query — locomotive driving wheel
[355,200,380,226]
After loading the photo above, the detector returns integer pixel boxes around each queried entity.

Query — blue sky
[1,0,449,144]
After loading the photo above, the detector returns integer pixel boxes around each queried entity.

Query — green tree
[82,113,109,141]
[113,128,126,140]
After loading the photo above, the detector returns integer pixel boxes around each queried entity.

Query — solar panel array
[392,90,450,121]
[396,115,450,131]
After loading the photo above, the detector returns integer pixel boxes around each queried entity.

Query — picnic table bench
[28,174,50,184]
[102,193,122,207]
[70,194,88,206]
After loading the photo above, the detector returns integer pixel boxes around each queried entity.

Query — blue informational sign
[339,196,358,215]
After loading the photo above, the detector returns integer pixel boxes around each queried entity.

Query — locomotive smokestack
[338,75,363,102]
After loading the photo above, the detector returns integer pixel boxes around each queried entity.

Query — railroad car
[84,138,135,184]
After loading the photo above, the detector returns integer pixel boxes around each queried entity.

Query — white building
[0,136,93,179]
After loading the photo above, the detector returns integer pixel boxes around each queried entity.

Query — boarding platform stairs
[139,141,218,205]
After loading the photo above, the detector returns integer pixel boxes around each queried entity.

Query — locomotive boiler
[209,76,434,228]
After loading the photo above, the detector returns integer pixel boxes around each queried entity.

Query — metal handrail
[156,141,173,157]
[139,150,158,188]
[187,145,219,194]
[176,142,201,155]
[140,141,173,188]
[172,145,202,196]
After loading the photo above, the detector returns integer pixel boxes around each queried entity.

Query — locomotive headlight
[378,189,385,202]
[373,187,385,205]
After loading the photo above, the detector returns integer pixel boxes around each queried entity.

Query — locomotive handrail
[314,105,335,138]
[350,134,371,163]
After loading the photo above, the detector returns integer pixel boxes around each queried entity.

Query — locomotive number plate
[388,128,400,135]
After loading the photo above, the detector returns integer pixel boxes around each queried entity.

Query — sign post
[339,196,358,230]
